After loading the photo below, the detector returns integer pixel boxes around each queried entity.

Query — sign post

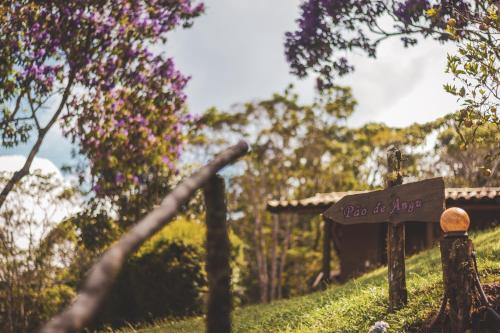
[323,170,445,310]
[386,147,406,310]
[323,177,445,225]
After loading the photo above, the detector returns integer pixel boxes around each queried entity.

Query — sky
[0,0,459,174]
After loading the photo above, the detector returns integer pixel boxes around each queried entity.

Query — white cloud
[0,155,63,179]
[339,37,458,127]
[0,155,80,250]
[168,0,459,128]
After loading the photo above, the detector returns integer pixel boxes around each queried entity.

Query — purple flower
[161,155,170,164]
[35,48,46,58]
[7,0,202,203]
[92,184,102,193]
[115,173,125,184]
[394,0,429,24]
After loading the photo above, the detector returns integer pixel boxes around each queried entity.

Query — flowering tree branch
[0,0,204,217]
[284,0,492,89]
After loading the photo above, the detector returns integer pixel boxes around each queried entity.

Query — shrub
[97,240,206,328]
[96,216,246,329]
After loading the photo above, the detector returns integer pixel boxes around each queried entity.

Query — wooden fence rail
[39,140,249,333]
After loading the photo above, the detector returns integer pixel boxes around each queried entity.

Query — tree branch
[0,72,75,210]
[10,93,25,121]
[27,92,42,131]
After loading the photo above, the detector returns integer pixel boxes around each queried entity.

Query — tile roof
[267,187,500,213]
[445,187,500,200]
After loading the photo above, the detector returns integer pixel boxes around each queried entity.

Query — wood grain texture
[387,221,407,310]
[386,165,408,311]
[440,238,474,333]
[323,177,445,225]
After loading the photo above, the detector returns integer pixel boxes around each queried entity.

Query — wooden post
[204,175,231,333]
[439,207,474,333]
[425,222,434,248]
[322,215,332,284]
[386,146,408,310]
[323,174,444,309]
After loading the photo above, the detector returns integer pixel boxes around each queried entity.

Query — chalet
[267,187,500,283]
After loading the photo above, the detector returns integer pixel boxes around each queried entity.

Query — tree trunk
[440,237,474,333]
[277,214,292,300]
[269,215,280,301]
[312,218,321,251]
[253,206,268,303]
[322,217,332,284]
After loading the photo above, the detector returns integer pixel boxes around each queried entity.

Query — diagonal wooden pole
[39,141,248,333]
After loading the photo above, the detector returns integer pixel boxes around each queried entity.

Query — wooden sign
[323,177,445,224]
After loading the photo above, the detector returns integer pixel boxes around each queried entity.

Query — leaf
[459,87,466,97]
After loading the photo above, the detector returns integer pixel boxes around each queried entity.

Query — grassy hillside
[119,227,500,333]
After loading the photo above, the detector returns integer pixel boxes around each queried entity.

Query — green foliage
[141,216,246,290]
[198,85,365,303]
[97,240,206,329]
[123,227,500,333]
[37,284,77,325]
[195,86,441,304]
[283,240,323,297]
[191,85,496,308]
[72,203,121,253]
[94,216,247,329]
[443,1,499,158]
[70,169,208,254]
[434,120,499,186]
[139,217,208,255]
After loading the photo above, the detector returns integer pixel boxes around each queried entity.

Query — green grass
[119,227,500,333]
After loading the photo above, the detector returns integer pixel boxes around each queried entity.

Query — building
[267,187,500,283]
